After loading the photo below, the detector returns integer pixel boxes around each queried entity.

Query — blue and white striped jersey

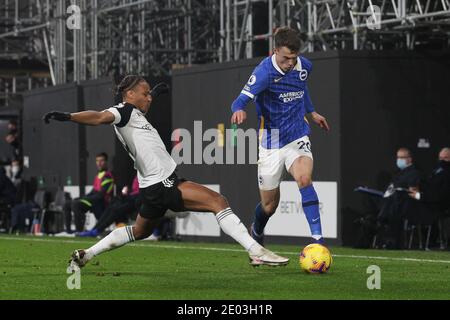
[231,55,314,149]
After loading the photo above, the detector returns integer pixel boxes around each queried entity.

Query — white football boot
[249,247,289,267]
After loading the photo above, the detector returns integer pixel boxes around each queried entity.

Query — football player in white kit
[44,75,289,269]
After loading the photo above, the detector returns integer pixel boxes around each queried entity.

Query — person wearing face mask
[408,148,450,248]
[376,147,422,249]
[390,148,422,190]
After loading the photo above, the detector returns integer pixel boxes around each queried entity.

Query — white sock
[85,226,135,260]
[216,208,262,255]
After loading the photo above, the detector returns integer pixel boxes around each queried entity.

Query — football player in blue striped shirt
[231,27,330,245]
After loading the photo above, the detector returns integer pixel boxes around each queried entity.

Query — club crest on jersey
[299,69,308,81]
[247,75,257,86]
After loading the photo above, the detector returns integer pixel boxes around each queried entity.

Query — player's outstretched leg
[250,188,280,246]
[68,215,158,270]
[68,180,289,270]
[177,181,289,266]
[290,156,324,244]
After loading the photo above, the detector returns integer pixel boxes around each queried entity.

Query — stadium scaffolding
[225,0,450,57]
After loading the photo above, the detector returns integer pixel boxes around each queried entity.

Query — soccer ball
[299,243,332,274]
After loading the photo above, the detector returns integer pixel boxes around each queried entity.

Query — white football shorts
[257,135,313,191]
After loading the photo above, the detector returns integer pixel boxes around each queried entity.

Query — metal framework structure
[1,0,449,106]
[0,0,221,106]
[223,0,450,59]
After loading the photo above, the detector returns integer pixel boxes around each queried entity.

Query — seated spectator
[408,147,450,210]
[64,152,114,232]
[0,167,16,231]
[9,176,53,234]
[77,175,139,237]
[0,167,16,206]
[8,176,38,234]
[408,147,450,247]
[77,175,189,241]
[10,199,39,234]
[376,147,422,249]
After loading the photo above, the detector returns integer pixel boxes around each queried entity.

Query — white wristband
[414,192,421,200]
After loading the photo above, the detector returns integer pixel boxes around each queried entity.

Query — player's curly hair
[114,75,146,104]
[274,27,301,53]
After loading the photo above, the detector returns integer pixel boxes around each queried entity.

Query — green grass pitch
[0,235,449,300]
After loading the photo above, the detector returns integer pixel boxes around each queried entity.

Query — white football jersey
[106,103,177,188]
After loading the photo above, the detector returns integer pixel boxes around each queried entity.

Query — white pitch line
[1,236,450,264]
[328,254,450,264]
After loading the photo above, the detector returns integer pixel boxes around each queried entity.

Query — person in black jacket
[0,167,17,231]
[408,148,450,246]
[0,167,16,205]
[408,148,450,210]
[377,147,422,248]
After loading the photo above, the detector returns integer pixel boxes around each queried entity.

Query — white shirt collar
[294,57,302,71]
[271,54,302,74]
[271,54,285,75]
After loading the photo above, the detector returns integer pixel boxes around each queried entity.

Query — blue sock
[300,185,323,240]
[253,203,270,236]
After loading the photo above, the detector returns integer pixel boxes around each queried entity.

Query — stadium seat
[43,188,68,234]
[404,205,446,250]
[30,190,51,235]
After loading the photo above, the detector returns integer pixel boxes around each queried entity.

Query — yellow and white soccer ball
[299,243,332,274]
